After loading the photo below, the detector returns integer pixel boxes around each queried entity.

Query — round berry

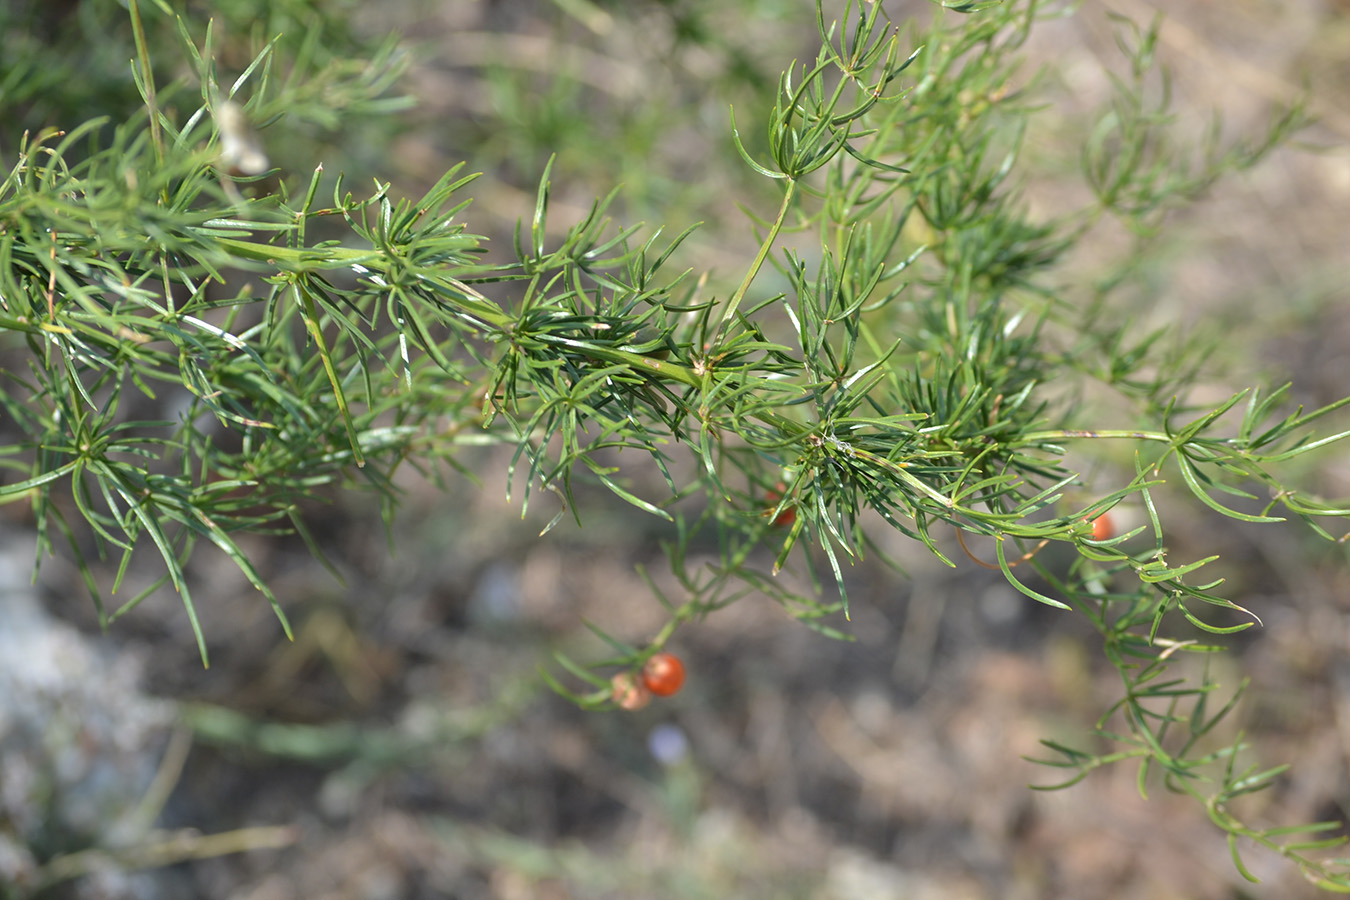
[765,481,796,528]
[611,672,652,710]
[641,652,686,697]
[1091,512,1115,541]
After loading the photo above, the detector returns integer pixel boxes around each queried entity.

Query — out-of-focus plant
[2,0,1348,889]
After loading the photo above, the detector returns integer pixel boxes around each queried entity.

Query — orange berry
[1091,513,1115,541]
[641,652,686,697]
[611,672,652,710]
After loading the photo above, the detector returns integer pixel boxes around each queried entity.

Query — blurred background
[2,0,1350,897]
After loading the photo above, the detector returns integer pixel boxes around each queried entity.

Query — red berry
[765,481,796,528]
[641,652,686,697]
[1091,513,1115,541]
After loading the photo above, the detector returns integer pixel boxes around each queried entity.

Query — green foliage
[2,0,1349,889]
